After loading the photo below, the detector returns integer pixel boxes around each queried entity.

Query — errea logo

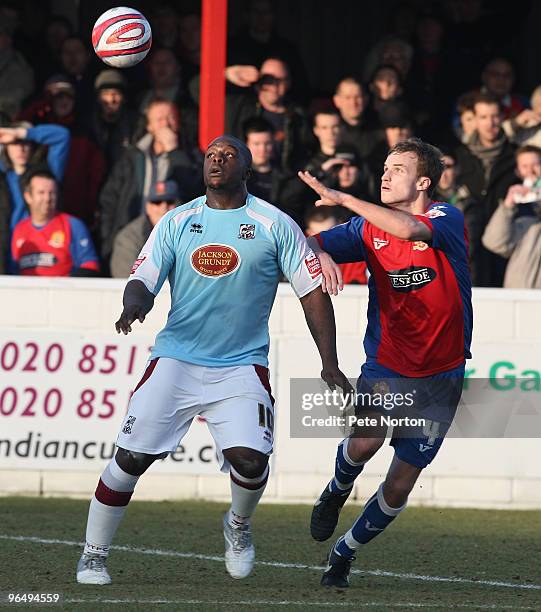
[373,238,389,250]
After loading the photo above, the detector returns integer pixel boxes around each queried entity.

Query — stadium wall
[0,277,540,510]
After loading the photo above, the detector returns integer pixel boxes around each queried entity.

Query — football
[92,6,152,68]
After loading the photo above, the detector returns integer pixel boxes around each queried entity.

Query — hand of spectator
[225,65,259,87]
[0,126,28,143]
[115,305,146,335]
[318,251,344,295]
[321,158,348,173]
[503,184,531,208]
[298,170,346,207]
[514,109,541,129]
[155,126,178,153]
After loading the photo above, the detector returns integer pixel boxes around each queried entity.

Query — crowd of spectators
[0,0,540,288]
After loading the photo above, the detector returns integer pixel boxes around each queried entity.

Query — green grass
[0,497,540,611]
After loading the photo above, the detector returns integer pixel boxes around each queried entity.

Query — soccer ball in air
[92,6,152,68]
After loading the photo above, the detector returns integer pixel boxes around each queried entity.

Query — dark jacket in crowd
[247,167,312,228]
[227,95,311,173]
[455,135,517,286]
[99,137,202,264]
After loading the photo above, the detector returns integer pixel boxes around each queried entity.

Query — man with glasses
[110,180,181,277]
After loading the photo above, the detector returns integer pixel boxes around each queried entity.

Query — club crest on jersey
[48,230,65,248]
[131,255,146,274]
[238,224,256,240]
[412,241,429,251]
[191,244,241,277]
[304,251,322,279]
[387,266,437,292]
[373,238,389,250]
[423,208,446,219]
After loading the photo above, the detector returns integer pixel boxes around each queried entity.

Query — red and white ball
[92,7,152,68]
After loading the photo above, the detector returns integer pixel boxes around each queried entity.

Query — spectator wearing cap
[0,120,69,273]
[0,22,34,116]
[19,74,106,235]
[110,179,181,278]
[99,98,203,271]
[89,70,139,168]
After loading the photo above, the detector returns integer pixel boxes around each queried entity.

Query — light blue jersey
[130,194,322,367]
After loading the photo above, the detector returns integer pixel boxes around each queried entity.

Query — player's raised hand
[298,171,345,207]
[318,251,343,295]
[115,305,146,335]
[321,365,354,396]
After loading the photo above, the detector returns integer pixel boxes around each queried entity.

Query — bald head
[207,135,252,168]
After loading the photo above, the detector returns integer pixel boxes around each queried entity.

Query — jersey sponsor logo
[304,251,322,279]
[190,244,240,277]
[130,255,146,274]
[373,238,389,250]
[387,266,437,292]
[48,230,65,248]
[190,223,203,234]
[412,241,429,251]
[423,208,447,219]
[238,223,256,240]
[19,252,57,269]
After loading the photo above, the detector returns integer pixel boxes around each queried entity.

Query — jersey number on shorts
[258,403,274,433]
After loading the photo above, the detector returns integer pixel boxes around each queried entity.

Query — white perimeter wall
[0,277,540,509]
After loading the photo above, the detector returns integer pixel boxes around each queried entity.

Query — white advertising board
[0,332,218,473]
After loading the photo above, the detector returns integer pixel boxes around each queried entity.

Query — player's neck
[206,187,248,210]
[395,195,431,215]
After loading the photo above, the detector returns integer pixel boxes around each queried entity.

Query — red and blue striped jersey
[316,202,473,377]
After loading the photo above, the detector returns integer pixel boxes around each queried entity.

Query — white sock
[228,465,269,527]
[83,458,140,557]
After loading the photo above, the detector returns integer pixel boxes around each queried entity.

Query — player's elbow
[404,222,432,242]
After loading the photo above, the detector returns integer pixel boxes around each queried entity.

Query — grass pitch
[0,497,540,611]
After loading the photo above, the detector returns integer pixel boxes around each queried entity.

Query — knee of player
[224,447,269,479]
[382,477,413,508]
[347,435,384,462]
[115,447,165,476]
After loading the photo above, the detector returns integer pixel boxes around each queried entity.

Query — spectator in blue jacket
[0,121,70,272]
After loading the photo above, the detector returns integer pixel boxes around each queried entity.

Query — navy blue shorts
[355,361,465,469]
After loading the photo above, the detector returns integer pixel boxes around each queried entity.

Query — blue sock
[329,438,365,494]
[335,483,406,559]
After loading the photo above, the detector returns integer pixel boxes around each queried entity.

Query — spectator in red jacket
[11,170,99,276]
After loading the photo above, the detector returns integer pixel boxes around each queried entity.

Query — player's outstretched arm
[300,287,354,395]
[298,171,431,241]
[307,236,343,296]
[115,280,155,335]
